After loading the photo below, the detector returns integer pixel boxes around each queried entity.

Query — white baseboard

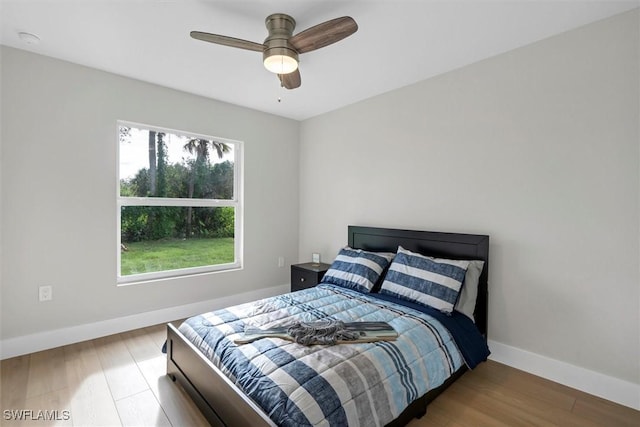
[488,339,640,410]
[0,284,289,360]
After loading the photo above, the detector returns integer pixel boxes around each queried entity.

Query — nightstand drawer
[291,262,330,292]
[291,269,318,292]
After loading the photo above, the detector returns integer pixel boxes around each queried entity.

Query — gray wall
[1,46,299,339]
[299,10,639,384]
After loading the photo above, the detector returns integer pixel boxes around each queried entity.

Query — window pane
[119,126,234,200]
[120,206,235,276]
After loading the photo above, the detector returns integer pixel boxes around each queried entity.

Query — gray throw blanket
[287,319,360,345]
[235,320,397,345]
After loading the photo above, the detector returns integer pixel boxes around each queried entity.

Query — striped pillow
[380,246,469,313]
[322,247,395,293]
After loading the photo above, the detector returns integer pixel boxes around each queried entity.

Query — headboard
[348,225,490,337]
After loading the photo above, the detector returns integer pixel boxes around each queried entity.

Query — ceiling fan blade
[190,31,264,52]
[289,16,358,54]
[278,69,301,90]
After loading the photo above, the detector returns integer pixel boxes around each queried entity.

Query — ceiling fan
[190,13,358,90]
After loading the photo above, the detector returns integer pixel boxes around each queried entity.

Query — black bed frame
[166,225,489,426]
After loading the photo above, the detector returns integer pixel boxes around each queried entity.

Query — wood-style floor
[1,321,638,427]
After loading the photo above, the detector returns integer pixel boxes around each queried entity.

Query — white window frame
[116,120,243,285]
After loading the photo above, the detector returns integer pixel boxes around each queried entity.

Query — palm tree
[148,131,157,195]
[183,138,231,238]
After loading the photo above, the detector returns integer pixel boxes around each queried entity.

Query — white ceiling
[1,0,638,121]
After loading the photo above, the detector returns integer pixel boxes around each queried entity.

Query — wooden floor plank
[1,354,30,410]
[21,387,73,427]
[455,372,604,427]
[26,347,67,399]
[406,403,449,426]
[154,376,211,427]
[143,324,167,350]
[463,360,577,411]
[140,358,210,427]
[2,322,638,427]
[447,381,558,427]
[426,387,513,427]
[572,394,640,427]
[121,323,210,426]
[115,389,171,427]
[120,328,163,364]
[93,334,149,401]
[63,341,122,426]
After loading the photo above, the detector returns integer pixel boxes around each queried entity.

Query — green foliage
[121,205,234,242]
[212,207,235,237]
[120,205,180,242]
[146,206,177,240]
[119,161,233,200]
[179,206,235,239]
[121,206,148,242]
[120,133,235,244]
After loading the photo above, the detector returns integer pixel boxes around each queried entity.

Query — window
[117,121,242,284]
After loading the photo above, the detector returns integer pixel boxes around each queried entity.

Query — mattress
[178,284,488,426]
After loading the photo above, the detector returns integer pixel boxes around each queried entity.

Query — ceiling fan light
[264,54,298,74]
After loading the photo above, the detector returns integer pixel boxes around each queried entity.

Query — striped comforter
[178,284,464,427]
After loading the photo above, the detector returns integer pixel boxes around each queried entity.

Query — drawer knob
[300,277,305,282]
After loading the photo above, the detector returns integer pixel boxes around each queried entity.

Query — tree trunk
[148,131,157,195]
[156,133,167,197]
[186,169,195,238]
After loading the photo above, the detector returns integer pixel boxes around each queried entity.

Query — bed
[166,225,490,426]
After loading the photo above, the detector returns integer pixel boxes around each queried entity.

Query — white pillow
[454,260,485,322]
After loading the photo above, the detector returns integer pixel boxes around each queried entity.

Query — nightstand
[291,262,331,292]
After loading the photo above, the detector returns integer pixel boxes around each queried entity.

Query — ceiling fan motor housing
[190,12,357,88]
[263,13,299,67]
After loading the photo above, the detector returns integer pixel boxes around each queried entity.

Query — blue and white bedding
[178,284,489,427]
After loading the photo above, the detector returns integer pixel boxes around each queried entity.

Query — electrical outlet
[39,285,53,302]
[278,256,285,268]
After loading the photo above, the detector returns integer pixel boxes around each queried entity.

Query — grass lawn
[121,237,234,276]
